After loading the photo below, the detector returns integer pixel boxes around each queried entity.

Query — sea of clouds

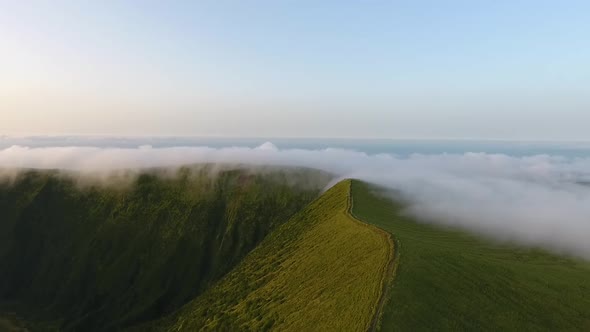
[1,140,590,259]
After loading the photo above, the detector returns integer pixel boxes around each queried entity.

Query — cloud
[1,141,590,259]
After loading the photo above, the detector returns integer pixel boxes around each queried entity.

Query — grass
[146,179,392,332]
[7,171,585,331]
[0,166,327,331]
[351,180,590,331]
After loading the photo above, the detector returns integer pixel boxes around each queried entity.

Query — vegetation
[4,168,589,331]
[145,179,392,332]
[0,166,328,331]
[351,180,590,331]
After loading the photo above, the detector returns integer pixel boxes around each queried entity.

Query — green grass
[351,180,590,331]
[146,179,392,332]
[7,172,586,331]
[0,166,328,331]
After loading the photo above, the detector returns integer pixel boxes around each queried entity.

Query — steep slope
[351,180,590,331]
[145,179,393,331]
[0,166,327,331]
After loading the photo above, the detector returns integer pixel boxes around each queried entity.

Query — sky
[1,1,589,139]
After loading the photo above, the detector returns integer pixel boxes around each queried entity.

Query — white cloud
[1,142,590,259]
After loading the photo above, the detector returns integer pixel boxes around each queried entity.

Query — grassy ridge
[0,167,327,331]
[351,180,590,331]
[146,179,392,331]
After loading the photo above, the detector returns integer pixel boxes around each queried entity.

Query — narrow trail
[345,181,398,332]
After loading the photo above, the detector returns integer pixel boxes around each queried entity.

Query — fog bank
[1,143,590,259]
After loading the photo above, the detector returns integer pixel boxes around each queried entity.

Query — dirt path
[346,181,398,332]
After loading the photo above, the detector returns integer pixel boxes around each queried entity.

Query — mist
[1,142,590,259]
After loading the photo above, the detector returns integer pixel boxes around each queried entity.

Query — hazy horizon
[2,136,590,260]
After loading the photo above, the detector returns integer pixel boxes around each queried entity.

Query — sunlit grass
[152,180,392,331]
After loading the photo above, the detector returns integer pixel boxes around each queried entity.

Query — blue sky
[1,1,589,139]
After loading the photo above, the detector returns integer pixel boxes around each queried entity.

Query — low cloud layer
[1,142,590,259]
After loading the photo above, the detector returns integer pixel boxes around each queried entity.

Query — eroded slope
[0,167,327,331]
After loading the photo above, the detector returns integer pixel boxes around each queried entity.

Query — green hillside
[351,180,590,331]
[145,179,393,331]
[3,170,589,331]
[0,166,328,331]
